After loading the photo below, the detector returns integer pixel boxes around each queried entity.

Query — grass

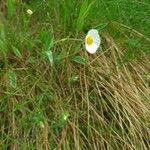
[0,0,150,149]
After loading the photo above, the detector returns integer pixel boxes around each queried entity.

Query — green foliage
[8,70,17,88]
[39,28,54,64]
[124,38,143,61]
[32,109,45,127]
[51,112,70,136]
[94,23,109,31]
[6,0,15,17]
[92,0,150,37]
[126,38,141,48]
[0,19,7,62]
[71,55,87,65]
[0,0,150,149]
[45,50,53,65]
[76,0,95,32]
[61,0,73,31]
[0,21,6,50]
[12,46,22,58]
[43,31,53,52]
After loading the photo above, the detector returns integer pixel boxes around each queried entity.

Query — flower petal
[85,29,101,54]
[85,43,99,54]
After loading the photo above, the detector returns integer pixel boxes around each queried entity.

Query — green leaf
[12,46,22,58]
[42,32,54,65]
[56,50,68,61]
[126,38,141,48]
[27,56,38,64]
[44,34,53,51]
[71,56,87,65]
[8,70,17,88]
[50,111,70,136]
[76,0,95,31]
[7,0,15,17]
[94,23,109,31]
[45,50,53,65]
[0,21,7,52]
[39,31,47,43]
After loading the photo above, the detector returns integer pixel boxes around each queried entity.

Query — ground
[0,0,150,150]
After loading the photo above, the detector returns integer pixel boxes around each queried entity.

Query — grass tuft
[0,0,150,149]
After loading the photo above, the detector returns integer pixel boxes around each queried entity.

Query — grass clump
[0,0,150,149]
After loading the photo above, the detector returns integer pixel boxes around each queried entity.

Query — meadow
[0,0,150,149]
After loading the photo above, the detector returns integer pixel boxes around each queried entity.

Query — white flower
[85,29,101,54]
[27,9,33,15]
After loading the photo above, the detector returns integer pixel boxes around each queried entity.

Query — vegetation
[0,0,150,149]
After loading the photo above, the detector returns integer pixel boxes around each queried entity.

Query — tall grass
[0,0,150,149]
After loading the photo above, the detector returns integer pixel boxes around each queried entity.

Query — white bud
[27,9,33,15]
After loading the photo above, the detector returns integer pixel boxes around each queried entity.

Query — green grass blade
[6,0,15,17]
[76,0,95,31]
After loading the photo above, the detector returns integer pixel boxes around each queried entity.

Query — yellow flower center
[86,36,94,45]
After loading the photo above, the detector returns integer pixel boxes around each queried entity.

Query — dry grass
[1,29,150,150]
[0,1,150,149]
